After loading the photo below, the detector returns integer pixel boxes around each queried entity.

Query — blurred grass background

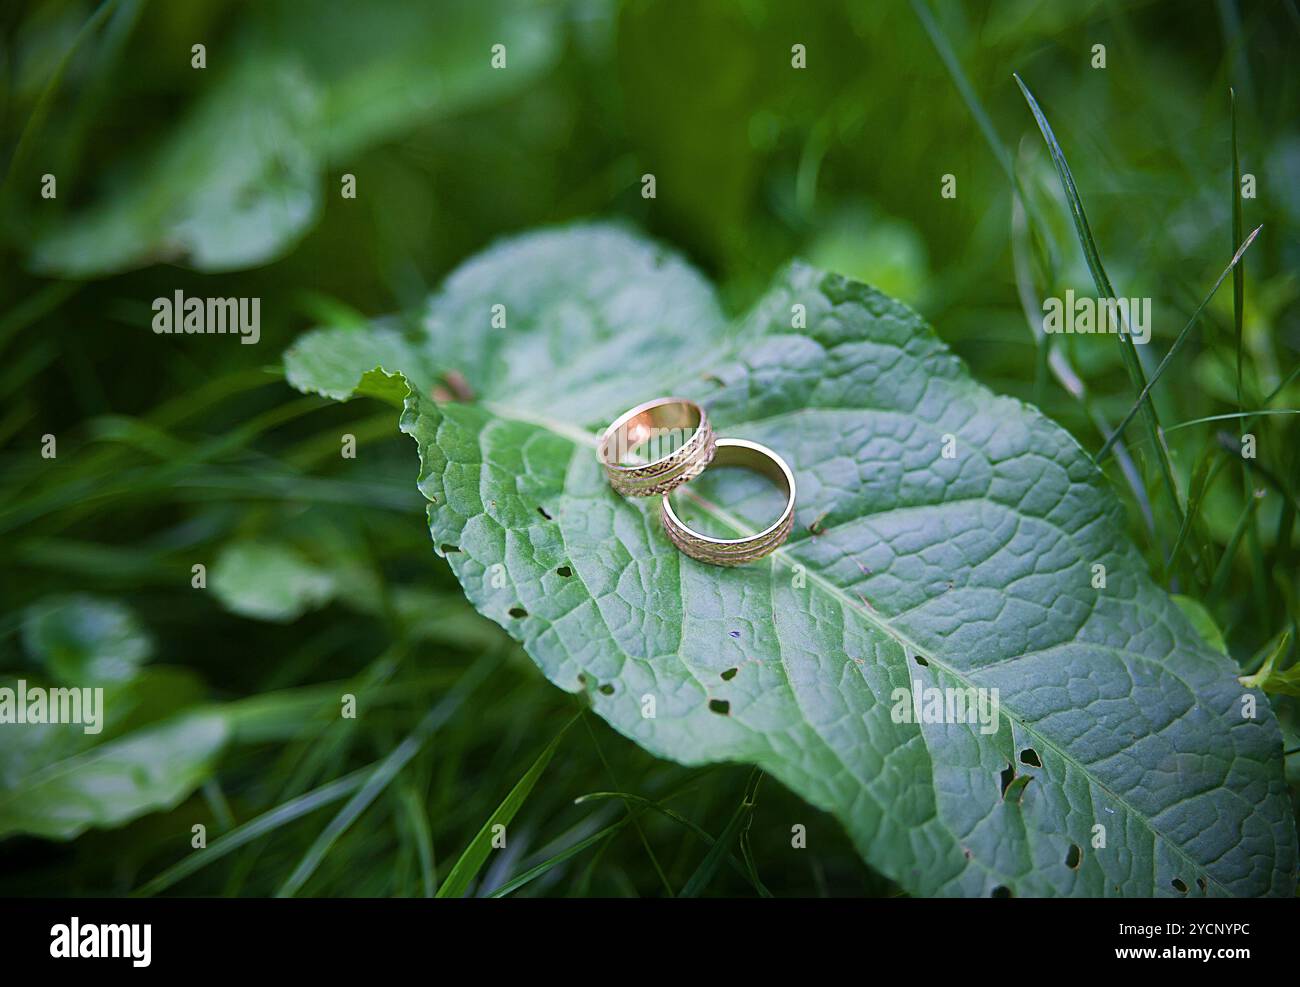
[0,0,1296,896]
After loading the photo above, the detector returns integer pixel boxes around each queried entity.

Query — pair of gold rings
[597,397,796,566]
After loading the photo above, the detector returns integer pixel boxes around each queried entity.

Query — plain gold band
[597,397,716,497]
[660,438,796,566]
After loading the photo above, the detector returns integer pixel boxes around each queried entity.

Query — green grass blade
[911,2,1011,181]
[1239,632,1294,691]
[1210,491,1263,598]
[398,785,437,898]
[200,779,235,833]
[487,817,629,898]
[1218,440,1300,517]
[1013,72,1185,527]
[1096,224,1262,462]
[1260,365,1300,406]
[1163,409,1300,433]
[1227,87,1272,635]
[1231,88,1246,411]
[918,0,1161,539]
[679,769,763,898]
[132,769,371,896]
[0,281,79,356]
[1012,175,1156,535]
[276,655,493,897]
[1012,74,1115,297]
[739,827,773,898]
[0,0,127,200]
[578,706,674,896]
[1165,449,1223,582]
[435,714,577,899]
[574,790,764,893]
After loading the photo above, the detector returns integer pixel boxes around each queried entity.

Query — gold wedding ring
[660,438,796,566]
[598,397,716,497]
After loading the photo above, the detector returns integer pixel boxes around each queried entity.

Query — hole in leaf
[728,630,740,639]
[991,886,1012,898]
[1196,877,1207,893]
[1171,878,1188,894]
[999,763,1016,797]
[508,606,527,619]
[708,699,730,715]
[1066,844,1081,869]
[440,544,461,554]
[1020,747,1042,767]
[720,667,738,681]
[556,565,572,577]
[913,655,928,666]
[598,684,614,696]
[537,506,553,520]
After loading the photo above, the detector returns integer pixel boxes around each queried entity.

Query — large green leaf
[284,224,1298,897]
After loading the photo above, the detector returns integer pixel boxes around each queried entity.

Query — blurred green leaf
[436,714,574,898]
[389,587,507,649]
[32,55,322,276]
[0,667,206,789]
[261,0,561,159]
[26,0,563,277]
[805,206,929,306]
[22,593,153,684]
[211,541,336,622]
[1172,594,1228,655]
[0,709,228,841]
